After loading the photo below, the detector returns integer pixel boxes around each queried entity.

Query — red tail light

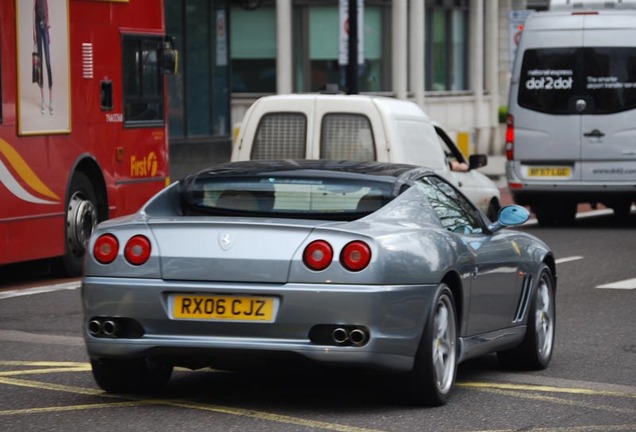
[303,240,333,271]
[341,241,371,272]
[93,234,119,264]
[505,114,515,160]
[124,235,152,265]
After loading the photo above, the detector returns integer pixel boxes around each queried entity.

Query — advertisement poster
[16,0,71,135]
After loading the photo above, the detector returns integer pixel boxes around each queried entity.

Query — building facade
[165,0,544,178]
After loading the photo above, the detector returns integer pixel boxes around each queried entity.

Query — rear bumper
[82,277,437,372]
[506,161,636,203]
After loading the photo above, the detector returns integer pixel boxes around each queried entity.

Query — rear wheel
[498,265,555,370]
[404,284,457,406]
[91,358,173,393]
[60,172,98,276]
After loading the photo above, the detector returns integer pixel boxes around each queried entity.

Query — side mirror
[488,205,530,232]
[499,205,530,226]
[469,154,488,170]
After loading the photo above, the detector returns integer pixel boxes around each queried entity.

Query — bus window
[122,35,164,125]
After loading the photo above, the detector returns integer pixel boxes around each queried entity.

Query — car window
[320,114,376,161]
[251,113,307,159]
[519,47,636,115]
[434,126,468,172]
[182,175,393,219]
[416,176,483,233]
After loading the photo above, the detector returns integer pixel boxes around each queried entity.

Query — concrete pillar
[470,0,485,152]
[486,0,501,154]
[392,0,408,100]
[409,0,425,109]
[276,0,292,94]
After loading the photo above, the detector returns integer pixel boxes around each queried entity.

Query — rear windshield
[182,175,394,220]
[518,47,636,115]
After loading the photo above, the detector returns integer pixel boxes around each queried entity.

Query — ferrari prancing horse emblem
[218,232,233,250]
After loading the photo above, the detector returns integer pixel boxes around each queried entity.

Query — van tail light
[303,240,333,271]
[124,235,152,265]
[341,241,371,272]
[93,234,119,264]
[505,114,515,161]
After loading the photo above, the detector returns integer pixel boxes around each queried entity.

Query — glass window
[294,2,388,93]
[320,114,376,160]
[425,0,469,92]
[183,175,393,220]
[251,113,307,159]
[230,5,276,93]
[165,0,230,139]
[518,48,579,114]
[519,47,636,115]
[583,47,636,114]
[417,176,482,232]
[122,36,164,125]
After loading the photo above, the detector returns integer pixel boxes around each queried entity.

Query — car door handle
[583,129,605,138]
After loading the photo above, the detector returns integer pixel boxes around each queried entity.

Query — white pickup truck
[231,94,501,219]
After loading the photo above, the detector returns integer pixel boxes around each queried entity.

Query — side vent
[513,274,533,322]
[82,43,94,79]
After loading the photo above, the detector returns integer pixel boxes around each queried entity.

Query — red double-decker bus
[0,0,176,276]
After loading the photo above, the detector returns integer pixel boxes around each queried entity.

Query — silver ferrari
[82,160,556,406]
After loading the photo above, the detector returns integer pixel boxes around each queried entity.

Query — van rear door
[514,17,584,181]
[578,18,636,182]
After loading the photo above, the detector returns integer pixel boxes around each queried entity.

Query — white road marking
[555,256,583,264]
[597,278,636,290]
[0,281,81,300]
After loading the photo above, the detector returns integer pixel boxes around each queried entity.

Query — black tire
[404,284,458,406]
[486,199,501,222]
[60,172,99,277]
[91,358,173,394]
[498,265,555,370]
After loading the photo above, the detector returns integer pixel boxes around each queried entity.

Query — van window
[320,114,376,161]
[519,47,636,115]
[251,113,307,159]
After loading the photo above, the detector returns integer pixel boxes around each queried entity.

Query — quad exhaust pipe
[331,326,369,346]
[87,317,145,339]
[87,318,119,337]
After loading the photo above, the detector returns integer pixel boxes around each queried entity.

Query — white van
[505,0,636,225]
[231,94,502,219]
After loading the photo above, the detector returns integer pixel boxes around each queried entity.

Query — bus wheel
[62,172,98,277]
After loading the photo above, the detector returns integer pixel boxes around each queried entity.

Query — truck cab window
[122,35,164,125]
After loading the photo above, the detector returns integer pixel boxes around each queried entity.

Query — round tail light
[303,240,333,271]
[124,235,151,265]
[341,241,371,271]
[93,234,119,264]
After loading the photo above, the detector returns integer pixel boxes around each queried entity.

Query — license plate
[172,294,276,322]
[527,166,571,177]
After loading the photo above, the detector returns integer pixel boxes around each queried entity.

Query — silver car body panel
[83,169,552,373]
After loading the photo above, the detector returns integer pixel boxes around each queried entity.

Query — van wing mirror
[469,154,488,170]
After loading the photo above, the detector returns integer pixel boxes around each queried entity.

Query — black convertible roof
[188,159,434,183]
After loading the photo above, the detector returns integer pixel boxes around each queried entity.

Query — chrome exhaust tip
[102,320,117,337]
[88,319,102,336]
[332,327,349,344]
[349,328,368,346]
